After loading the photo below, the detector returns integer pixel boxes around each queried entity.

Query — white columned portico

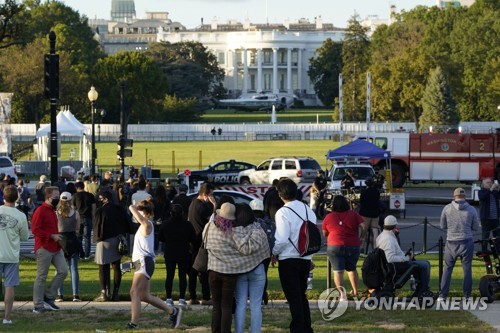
[257,48,263,93]
[243,48,248,94]
[287,48,293,94]
[272,48,278,94]
[232,49,238,94]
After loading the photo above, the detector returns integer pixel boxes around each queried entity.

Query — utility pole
[118,81,132,177]
[45,31,59,184]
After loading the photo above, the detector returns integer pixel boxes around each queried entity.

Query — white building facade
[157,17,344,105]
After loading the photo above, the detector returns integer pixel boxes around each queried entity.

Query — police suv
[177,160,255,188]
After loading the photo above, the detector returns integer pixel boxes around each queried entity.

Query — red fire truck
[356,131,500,187]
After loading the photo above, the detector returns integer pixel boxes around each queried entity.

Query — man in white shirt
[273,178,315,333]
[131,178,151,205]
[376,215,431,296]
[0,185,29,324]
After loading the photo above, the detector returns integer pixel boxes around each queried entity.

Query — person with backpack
[272,178,317,333]
[376,215,431,297]
[322,195,366,301]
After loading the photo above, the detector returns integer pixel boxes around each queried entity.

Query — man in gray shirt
[438,187,479,300]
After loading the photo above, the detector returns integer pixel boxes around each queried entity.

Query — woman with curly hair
[55,192,81,302]
[127,198,182,329]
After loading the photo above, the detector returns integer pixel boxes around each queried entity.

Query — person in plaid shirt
[203,202,269,333]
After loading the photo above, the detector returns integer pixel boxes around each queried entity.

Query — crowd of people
[0,170,499,331]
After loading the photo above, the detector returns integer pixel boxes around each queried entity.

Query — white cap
[60,192,72,201]
[384,215,398,226]
[249,199,264,211]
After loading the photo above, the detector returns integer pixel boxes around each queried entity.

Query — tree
[341,15,370,121]
[308,38,342,107]
[146,41,225,99]
[419,67,459,132]
[0,0,25,49]
[161,95,203,122]
[0,36,84,129]
[91,51,169,124]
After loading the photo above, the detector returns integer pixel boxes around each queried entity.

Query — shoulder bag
[192,222,211,272]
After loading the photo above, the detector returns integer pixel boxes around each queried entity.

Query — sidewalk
[9,299,500,331]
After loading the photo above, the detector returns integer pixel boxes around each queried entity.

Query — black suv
[177,159,255,188]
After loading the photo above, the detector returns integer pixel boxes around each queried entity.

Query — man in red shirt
[32,186,68,313]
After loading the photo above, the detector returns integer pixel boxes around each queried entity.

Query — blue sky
[60,0,436,28]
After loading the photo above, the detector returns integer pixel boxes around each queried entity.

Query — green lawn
[12,253,491,301]
[19,140,340,180]
[201,108,334,123]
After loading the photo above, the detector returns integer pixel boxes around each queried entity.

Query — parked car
[237,156,321,185]
[178,159,255,188]
[0,156,17,179]
[328,163,376,191]
[187,190,255,205]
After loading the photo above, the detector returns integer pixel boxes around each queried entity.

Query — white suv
[0,156,17,179]
[328,163,375,191]
[237,157,321,185]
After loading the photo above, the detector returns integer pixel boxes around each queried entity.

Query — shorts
[0,263,20,287]
[363,216,379,229]
[133,256,155,280]
[327,245,360,272]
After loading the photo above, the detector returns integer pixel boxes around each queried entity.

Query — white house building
[156,17,345,105]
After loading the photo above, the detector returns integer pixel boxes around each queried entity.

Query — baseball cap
[60,192,72,201]
[249,199,264,211]
[453,188,466,197]
[384,215,398,226]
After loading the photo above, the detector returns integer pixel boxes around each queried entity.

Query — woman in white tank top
[127,198,182,329]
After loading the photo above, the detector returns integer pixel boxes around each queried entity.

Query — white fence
[9,122,500,142]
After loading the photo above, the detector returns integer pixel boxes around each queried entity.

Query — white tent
[36,110,90,164]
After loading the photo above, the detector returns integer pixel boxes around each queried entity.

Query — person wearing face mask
[437,188,479,301]
[92,190,131,302]
[32,186,69,313]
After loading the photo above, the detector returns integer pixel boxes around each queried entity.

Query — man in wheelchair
[375,215,432,298]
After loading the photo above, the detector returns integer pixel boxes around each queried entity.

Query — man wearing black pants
[187,183,216,305]
[273,178,315,333]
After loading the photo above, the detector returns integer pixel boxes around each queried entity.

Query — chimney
[211,16,218,30]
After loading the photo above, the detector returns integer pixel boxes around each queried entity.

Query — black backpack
[362,248,388,290]
[284,203,322,257]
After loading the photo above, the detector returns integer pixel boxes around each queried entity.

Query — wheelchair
[475,236,500,303]
[369,250,435,307]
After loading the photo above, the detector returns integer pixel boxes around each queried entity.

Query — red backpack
[284,203,322,256]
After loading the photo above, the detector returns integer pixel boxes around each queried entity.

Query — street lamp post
[88,86,98,175]
[97,109,106,142]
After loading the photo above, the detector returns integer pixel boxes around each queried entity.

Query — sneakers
[166,298,174,307]
[169,307,182,328]
[187,299,200,305]
[126,322,138,329]
[55,295,64,302]
[73,295,81,302]
[200,299,213,306]
[3,319,12,325]
[178,299,187,309]
[33,307,47,314]
[43,298,60,311]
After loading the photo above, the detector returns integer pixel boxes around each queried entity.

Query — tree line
[308,0,499,128]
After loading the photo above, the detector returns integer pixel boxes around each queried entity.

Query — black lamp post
[88,86,98,175]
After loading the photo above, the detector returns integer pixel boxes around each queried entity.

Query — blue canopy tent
[326,139,391,160]
[326,139,392,188]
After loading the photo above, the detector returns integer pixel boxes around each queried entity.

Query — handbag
[117,234,128,255]
[192,223,210,273]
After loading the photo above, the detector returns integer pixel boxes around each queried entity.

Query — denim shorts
[0,263,20,287]
[326,245,360,272]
